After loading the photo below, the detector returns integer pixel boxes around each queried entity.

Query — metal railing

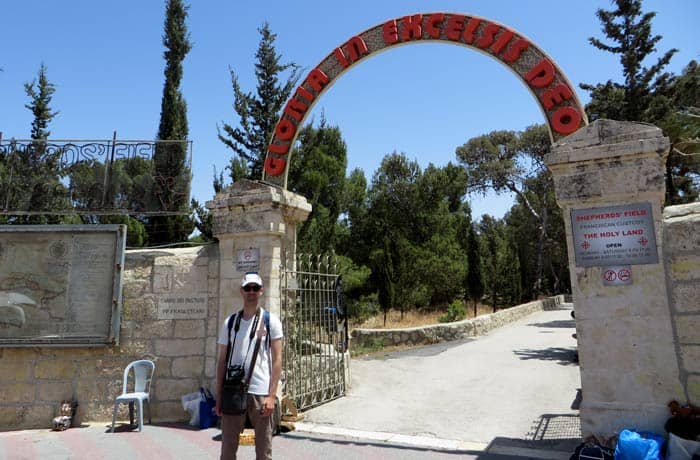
[0,136,192,215]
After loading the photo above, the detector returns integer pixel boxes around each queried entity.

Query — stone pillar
[546,120,684,439]
[206,180,311,321]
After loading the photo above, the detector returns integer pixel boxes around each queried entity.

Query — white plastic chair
[110,360,155,432]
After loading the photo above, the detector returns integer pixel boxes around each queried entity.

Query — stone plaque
[571,202,658,267]
[157,294,207,319]
[236,248,260,272]
[0,225,125,346]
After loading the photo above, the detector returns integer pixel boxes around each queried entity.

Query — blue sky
[1,0,698,219]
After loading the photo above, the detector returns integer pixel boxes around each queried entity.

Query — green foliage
[456,125,554,297]
[580,0,677,122]
[190,197,214,242]
[438,300,466,323]
[465,220,484,310]
[345,293,380,322]
[24,63,58,140]
[581,0,698,203]
[150,0,194,245]
[99,215,147,247]
[218,22,301,181]
[288,118,348,254]
[2,65,70,222]
[660,61,700,204]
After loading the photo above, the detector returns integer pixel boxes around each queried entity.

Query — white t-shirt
[217,308,283,395]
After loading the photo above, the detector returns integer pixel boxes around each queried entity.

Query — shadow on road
[282,432,480,457]
[513,346,579,366]
[484,413,581,458]
[528,320,576,329]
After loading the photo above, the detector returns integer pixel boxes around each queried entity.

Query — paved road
[0,306,581,459]
[300,305,582,454]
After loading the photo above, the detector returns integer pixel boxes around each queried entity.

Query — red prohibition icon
[617,269,631,282]
[604,270,617,282]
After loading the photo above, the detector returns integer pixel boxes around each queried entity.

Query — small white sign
[157,294,208,319]
[602,266,633,286]
[236,248,260,272]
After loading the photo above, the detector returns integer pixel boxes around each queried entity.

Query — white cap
[241,272,263,287]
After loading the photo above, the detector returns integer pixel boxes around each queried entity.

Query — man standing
[216,272,283,460]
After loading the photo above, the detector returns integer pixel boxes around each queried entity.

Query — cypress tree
[149,0,194,244]
[465,221,484,316]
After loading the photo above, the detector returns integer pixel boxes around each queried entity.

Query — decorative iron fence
[0,137,192,215]
[280,253,347,411]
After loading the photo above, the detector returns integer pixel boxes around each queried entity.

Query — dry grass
[350,303,497,330]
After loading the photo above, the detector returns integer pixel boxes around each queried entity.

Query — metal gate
[280,253,347,411]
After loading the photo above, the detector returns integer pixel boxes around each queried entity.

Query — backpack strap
[224,311,242,375]
[264,309,270,350]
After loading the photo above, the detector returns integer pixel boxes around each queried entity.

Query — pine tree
[580,0,677,122]
[148,0,194,245]
[218,22,301,181]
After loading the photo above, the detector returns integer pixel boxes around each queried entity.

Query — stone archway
[262,12,588,188]
[254,12,692,441]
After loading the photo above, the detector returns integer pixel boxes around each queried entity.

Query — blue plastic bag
[198,387,217,429]
[615,429,666,460]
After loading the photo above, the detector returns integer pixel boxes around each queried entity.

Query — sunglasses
[243,285,261,292]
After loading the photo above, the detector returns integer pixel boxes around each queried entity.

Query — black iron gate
[280,253,347,411]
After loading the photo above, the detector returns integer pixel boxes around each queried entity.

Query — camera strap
[224,309,261,382]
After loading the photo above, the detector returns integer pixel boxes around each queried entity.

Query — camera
[226,364,245,383]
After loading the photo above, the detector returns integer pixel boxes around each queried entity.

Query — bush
[346,293,380,322]
[438,300,466,323]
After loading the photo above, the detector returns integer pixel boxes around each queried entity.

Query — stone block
[205,357,216,379]
[36,381,73,402]
[0,382,35,402]
[208,316,220,336]
[172,357,204,378]
[676,316,700,344]
[680,345,700,373]
[554,171,603,202]
[35,359,77,380]
[118,339,151,356]
[670,282,700,313]
[3,360,32,381]
[688,375,700,405]
[122,296,157,321]
[123,280,150,298]
[155,378,199,401]
[153,357,172,378]
[75,379,116,404]
[78,356,125,379]
[133,320,173,339]
[154,338,205,357]
[154,401,187,422]
[665,220,700,254]
[668,255,700,281]
[173,320,205,338]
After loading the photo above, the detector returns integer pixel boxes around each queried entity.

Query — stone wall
[0,245,218,430]
[664,202,700,405]
[351,296,564,349]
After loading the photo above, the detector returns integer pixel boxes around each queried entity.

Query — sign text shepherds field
[571,202,658,267]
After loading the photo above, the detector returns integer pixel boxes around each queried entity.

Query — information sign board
[571,202,658,267]
[236,248,260,272]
